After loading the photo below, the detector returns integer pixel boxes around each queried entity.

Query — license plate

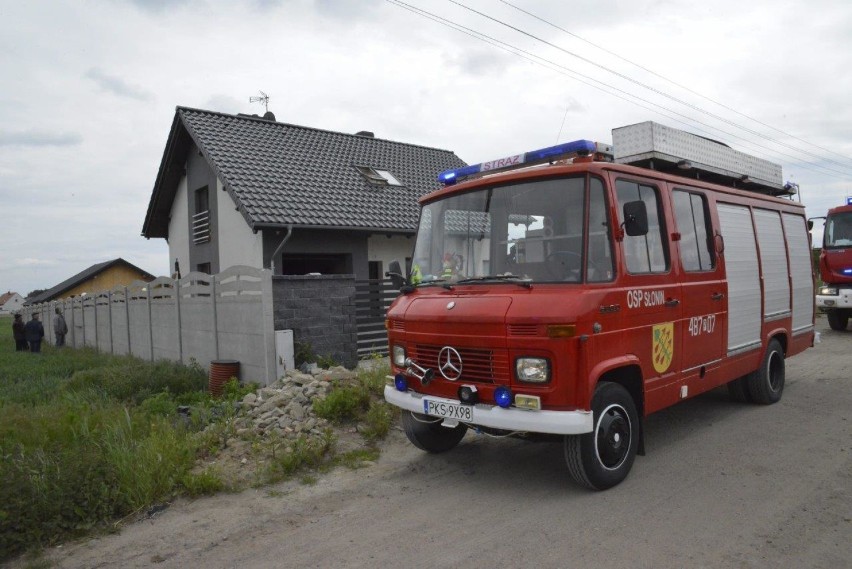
[423,398,473,421]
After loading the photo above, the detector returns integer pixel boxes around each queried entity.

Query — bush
[312,385,370,422]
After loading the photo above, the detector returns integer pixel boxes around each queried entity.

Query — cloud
[86,67,154,101]
[0,130,82,147]
[15,258,57,267]
[204,94,246,115]
[125,0,190,13]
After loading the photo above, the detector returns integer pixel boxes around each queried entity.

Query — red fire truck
[815,199,852,330]
[384,122,815,490]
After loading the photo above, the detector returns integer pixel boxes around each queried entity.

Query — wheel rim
[767,350,783,392]
[594,403,631,470]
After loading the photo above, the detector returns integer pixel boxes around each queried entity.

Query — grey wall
[186,142,220,273]
[272,274,358,368]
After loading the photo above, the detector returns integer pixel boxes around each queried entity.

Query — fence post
[93,295,99,351]
[108,291,114,355]
[146,285,153,361]
[70,299,76,348]
[81,297,86,347]
[175,277,183,364]
[212,277,220,360]
[125,286,131,356]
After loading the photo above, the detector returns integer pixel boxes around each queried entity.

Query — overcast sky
[2,0,851,296]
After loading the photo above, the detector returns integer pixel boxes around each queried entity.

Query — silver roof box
[612,122,789,196]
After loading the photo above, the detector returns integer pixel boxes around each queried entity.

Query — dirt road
[23,317,852,569]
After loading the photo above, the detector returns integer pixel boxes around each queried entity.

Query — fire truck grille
[411,345,509,384]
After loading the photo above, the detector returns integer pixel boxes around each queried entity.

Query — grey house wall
[272,274,358,368]
[186,142,220,273]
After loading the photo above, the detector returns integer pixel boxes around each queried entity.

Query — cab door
[614,177,681,412]
[671,188,725,387]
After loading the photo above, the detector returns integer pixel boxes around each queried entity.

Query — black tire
[727,376,754,403]
[745,338,785,405]
[565,382,639,491]
[401,411,468,453]
[827,310,848,331]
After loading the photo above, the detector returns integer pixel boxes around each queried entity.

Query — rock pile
[233,366,358,439]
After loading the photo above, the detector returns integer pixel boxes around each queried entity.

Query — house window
[356,166,402,186]
[196,262,211,274]
[193,186,211,244]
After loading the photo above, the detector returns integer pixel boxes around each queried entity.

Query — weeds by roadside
[0,315,394,562]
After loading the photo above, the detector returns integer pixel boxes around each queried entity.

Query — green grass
[0,315,395,562]
[0,315,211,561]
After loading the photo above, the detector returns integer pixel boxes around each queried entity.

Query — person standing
[53,307,68,347]
[24,313,45,353]
[12,314,28,351]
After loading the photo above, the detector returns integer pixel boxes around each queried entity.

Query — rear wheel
[565,382,639,490]
[827,310,848,331]
[401,411,468,453]
[746,338,785,405]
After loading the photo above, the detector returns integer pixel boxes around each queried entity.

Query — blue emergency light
[438,139,602,185]
[847,196,852,205]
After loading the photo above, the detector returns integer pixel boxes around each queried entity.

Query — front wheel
[565,382,639,490]
[827,310,849,331]
[401,411,468,453]
[746,338,785,405]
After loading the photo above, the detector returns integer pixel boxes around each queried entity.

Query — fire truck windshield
[411,176,614,284]
[825,211,852,248]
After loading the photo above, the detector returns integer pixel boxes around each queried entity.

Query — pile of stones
[232,366,358,439]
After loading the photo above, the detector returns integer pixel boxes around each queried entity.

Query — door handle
[665,298,680,307]
[711,292,725,300]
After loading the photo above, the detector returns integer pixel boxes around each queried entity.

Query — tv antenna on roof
[249,90,270,113]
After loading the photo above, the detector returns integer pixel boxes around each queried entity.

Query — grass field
[0,314,393,563]
[0,314,234,561]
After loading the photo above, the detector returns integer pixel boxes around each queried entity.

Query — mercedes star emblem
[438,346,463,381]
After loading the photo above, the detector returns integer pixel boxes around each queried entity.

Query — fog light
[494,386,513,408]
[458,385,478,405]
[394,374,408,392]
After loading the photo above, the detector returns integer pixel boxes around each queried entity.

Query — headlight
[819,286,838,295]
[392,345,406,367]
[515,357,550,383]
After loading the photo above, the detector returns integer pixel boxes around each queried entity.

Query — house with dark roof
[0,291,25,315]
[141,107,467,281]
[27,258,156,305]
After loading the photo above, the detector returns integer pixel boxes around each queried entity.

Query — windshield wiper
[455,275,532,288]
[416,279,455,290]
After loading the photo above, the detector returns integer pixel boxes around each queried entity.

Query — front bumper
[816,288,852,310]
[384,385,593,435]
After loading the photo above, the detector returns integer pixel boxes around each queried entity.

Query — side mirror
[385,260,406,290]
[623,200,649,236]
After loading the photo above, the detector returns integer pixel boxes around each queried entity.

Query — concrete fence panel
[23,267,277,384]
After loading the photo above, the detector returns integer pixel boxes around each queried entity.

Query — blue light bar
[843,269,852,275]
[847,197,852,205]
[438,139,601,185]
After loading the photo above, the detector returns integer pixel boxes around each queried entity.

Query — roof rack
[612,122,792,196]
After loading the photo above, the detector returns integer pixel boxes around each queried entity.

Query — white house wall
[168,174,190,276]
[0,293,25,314]
[217,179,263,270]
[367,234,414,274]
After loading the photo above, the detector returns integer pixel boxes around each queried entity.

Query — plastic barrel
[209,360,240,397]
